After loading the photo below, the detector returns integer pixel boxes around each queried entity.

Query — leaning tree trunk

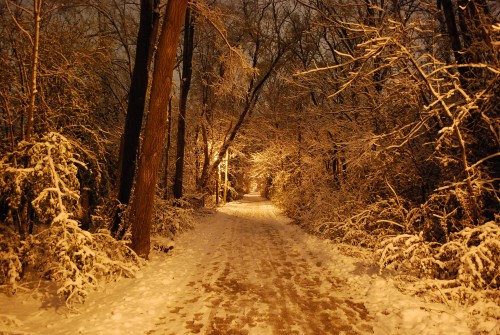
[130,0,189,259]
[173,7,195,200]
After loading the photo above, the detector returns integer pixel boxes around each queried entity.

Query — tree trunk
[26,0,42,141]
[148,0,161,64]
[438,0,466,71]
[162,97,173,199]
[215,163,220,205]
[173,7,195,200]
[112,0,159,235]
[130,0,188,259]
[223,149,229,204]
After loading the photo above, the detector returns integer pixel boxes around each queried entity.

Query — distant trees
[189,0,301,195]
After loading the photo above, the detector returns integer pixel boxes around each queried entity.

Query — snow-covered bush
[377,233,439,278]
[0,226,22,293]
[152,196,194,238]
[377,221,500,290]
[109,192,194,252]
[454,222,500,289]
[0,132,81,231]
[22,212,140,305]
[0,132,141,305]
[341,228,376,248]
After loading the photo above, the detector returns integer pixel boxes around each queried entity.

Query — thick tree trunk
[112,0,159,235]
[130,0,188,259]
[173,7,195,200]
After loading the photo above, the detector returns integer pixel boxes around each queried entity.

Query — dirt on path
[146,194,376,335]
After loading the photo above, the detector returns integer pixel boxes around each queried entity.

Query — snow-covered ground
[0,194,498,334]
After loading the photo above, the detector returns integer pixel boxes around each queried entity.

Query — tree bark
[162,97,173,199]
[215,163,220,205]
[130,0,188,259]
[112,0,159,235]
[223,149,228,204]
[26,0,42,141]
[173,7,195,200]
[438,0,466,71]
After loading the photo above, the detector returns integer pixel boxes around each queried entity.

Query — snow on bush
[0,233,22,292]
[0,132,81,230]
[152,196,194,238]
[455,222,500,289]
[22,213,140,305]
[377,221,500,290]
[108,192,194,253]
[0,132,141,306]
[377,233,439,278]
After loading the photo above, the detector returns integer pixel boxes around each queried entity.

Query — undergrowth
[0,132,141,306]
[152,196,195,238]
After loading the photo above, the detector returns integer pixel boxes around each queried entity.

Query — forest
[0,0,499,308]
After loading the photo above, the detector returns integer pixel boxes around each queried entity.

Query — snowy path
[147,194,375,335]
[0,194,477,334]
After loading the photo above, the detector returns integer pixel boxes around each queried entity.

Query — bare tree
[26,0,42,141]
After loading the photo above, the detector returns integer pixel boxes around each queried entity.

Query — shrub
[0,132,140,306]
[377,221,500,290]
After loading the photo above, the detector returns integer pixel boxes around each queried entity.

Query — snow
[0,194,498,334]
